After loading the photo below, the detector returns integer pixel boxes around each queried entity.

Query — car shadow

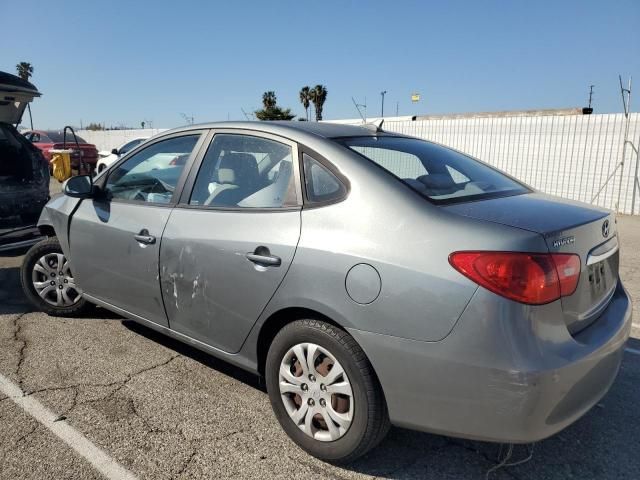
[0,265,33,315]
[121,319,263,391]
[124,317,640,479]
[0,260,125,319]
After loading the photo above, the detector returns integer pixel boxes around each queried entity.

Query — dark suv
[0,71,49,251]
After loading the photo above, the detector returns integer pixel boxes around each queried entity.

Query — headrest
[418,174,455,190]
[217,152,259,186]
[218,168,236,184]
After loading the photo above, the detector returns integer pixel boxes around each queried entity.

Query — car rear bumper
[348,281,632,443]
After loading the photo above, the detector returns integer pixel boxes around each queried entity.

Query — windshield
[120,138,145,155]
[338,136,528,204]
[45,131,88,144]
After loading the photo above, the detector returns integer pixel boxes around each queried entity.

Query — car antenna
[362,118,385,133]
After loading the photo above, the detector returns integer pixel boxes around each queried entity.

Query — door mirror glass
[64,175,93,198]
[111,148,118,155]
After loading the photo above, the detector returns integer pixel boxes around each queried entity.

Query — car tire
[20,237,92,317]
[265,319,390,463]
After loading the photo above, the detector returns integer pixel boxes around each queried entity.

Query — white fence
[332,113,640,215]
[78,112,640,214]
[77,128,168,152]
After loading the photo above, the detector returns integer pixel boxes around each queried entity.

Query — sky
[3,0,639,129]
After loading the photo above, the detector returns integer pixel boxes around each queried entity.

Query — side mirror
[111,148,118,155]
[64,175,94,198]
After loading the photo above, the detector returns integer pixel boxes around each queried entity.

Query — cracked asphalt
[1,215,639,480]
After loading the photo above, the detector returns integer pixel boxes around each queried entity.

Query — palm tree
[299,86,311,121]
[255,91,295,120]
[262,91,277,109]
[16,62,34,81]
[309,85,328,121]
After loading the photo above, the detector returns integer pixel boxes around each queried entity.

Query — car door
[160,130,302,353]
[69,132,206,326]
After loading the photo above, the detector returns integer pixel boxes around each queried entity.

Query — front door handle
[134,229,156,245]
[246,246,281,267]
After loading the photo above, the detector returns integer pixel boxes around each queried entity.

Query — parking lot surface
[1,213,638,480]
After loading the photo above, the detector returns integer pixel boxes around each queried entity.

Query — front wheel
[20,237,91,316]
[265,319,390,463]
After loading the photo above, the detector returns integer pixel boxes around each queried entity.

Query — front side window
[338,136,528,204]
[189,134,297,208]
[106,134,199,204]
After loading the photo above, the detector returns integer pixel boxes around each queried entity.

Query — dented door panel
[159,208,301,353]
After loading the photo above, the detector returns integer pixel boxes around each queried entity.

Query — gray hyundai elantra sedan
[20,121,632,462]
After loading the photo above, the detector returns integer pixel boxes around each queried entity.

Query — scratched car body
[20,121,632,462]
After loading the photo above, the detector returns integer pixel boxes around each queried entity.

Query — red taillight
[550,253,581,297]
[449,251,580,305]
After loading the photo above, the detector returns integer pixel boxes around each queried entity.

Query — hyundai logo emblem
[602,220,610,238]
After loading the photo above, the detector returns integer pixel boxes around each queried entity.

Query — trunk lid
[445,192,618,333]
[0,71,40,124]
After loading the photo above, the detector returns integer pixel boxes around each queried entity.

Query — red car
[23,130,98,173]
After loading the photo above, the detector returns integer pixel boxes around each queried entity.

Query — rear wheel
[20,237,91,316]
[265,319,390,463]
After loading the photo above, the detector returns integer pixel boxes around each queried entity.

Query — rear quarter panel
[256,144,551,342]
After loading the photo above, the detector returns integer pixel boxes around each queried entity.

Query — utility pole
[380,91,387,118]
[588,85,594,109]
[396,101,399,117]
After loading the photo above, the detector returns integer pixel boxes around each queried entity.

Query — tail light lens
[449,251,581,305]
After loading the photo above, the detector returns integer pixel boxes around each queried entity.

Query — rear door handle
[134,229,156,245]
[246,247,281,267]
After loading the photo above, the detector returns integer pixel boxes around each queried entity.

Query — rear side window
[303,154,347,204]
[338,136,528,204]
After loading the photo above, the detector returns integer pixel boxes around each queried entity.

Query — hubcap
[32,253,82,307]
[279,342,354,442]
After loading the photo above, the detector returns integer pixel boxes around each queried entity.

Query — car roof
[161,121,403,141]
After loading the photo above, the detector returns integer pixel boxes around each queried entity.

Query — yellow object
[411,93,420,103]
[49,149,72,182]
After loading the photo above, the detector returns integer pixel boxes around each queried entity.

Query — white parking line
[0,373,137,480]
[625,347,640,356]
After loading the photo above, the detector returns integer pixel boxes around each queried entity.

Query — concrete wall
[77,129,168,152]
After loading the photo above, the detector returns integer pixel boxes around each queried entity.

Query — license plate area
[588,261,607,295]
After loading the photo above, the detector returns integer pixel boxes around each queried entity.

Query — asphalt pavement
[0,214,639,480]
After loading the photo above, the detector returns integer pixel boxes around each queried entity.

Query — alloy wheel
[279,342,354,442]
[31,253,82,307]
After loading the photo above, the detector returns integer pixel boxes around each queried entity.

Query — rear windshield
[338,136,528,204]
[45,131,88,144]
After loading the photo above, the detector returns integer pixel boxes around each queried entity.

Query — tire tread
[268,318,390,463]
